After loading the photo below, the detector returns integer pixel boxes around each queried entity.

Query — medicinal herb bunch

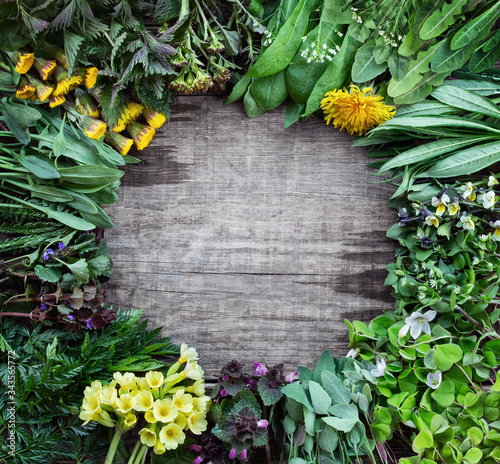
[0,309,179,464]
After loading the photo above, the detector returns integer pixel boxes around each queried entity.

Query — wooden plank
[105,95,396,378]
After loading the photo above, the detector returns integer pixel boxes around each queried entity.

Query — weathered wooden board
[105,95,396,378]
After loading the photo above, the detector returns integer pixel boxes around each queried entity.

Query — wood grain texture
[105,95,396,378]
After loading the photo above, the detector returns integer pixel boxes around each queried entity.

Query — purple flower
[86,320,92,329]
[241,449,247,460]
[67,314,74,321]
[193,457,203,464]
[285,371,299,383]
[190,445,202,454]
[220,389,228,397]
[43,248,55,260]
[222,375,229,381]
[58,241,65,250]
[252,363,268,376]
[257,420,268,428]
[229,449,237,459]
[40,304,48,311]
[245,378,258,389]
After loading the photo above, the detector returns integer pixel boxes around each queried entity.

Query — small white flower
[428,269,434,277]
[481,190,496,209]
[322,43,327,49]
[429,279,437,289]
[488,175,498,187]
[472,257,480,265]
[491,220,500,241]
[399,310,436,339]
[459,213,475,231]
[337,31,344,37]
[421,262,427,270]
[311,42,315,48]
[326,55,333,61]
[454,286,460,294]
[461,182,475,200]
[426,370,442,389]
[379,30,384,36]
[351,6,358,10]
[480,234,489,242]
[336,45,341,51]
[264,30,269,35]
[301,36,307,42]
[398,35,402,40]
[370,357,386,378]
[346,349,358,359]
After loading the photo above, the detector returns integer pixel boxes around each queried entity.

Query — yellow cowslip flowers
[79,345,209,461]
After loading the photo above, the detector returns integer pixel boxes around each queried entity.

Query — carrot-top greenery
[1,0,500,463]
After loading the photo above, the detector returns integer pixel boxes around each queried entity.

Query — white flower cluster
[263,29,274,47]
[351,7,363,23]
[378,27,402,47]
[300,40,341,63]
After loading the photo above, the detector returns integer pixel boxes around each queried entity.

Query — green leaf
[443,78,500,96]
[281,383,313,411]
[64,30,84,77]
[313,350,336,382]
[431,37,478,73]
[284,101,305,128]
[323,403,359,432]
[45,206,96,231]
[57,165,124,185]
[309,381,332,414]
[412,429,434,452]
[246,0,319,78]
[450,1,500,50]
[379,137,490,173]
[469,41,500,74]
[434,344,463,371]
[225,76,252,104]
[243,87,266,118]
[395,101,459,117]
[393,71,447,105]
[251,70,288,111]
[304,33,360,117]
[321,370,351,404]
[318,424,339,453]
[18,155,60,179]
[64,258,90,283]
[431,379,455,407]
[80,204,114,228]
[464,448,483,464]
[419,0,467,40]
[421,141,500,178]
[34,265,63,283]
[352,40,388,83]
[257,377,284,406]
[431,85,500,118]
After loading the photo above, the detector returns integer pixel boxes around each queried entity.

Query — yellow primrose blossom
[99,385,118,406]
[122,413,137,430]
[84,380,102,398]
[185,379,205,397]
[134,390,154,412]
[159,423,185,449]
[139,427,158,447]
[82,394,101,415]
[154,440,166,455]
[14,52,35,74]
[320,85,395,136]
[431,194,449,216]
[192,395,211,414]
[152,399,178,423]
[97,410,116,427]
[113,372,137,391]
[172,390,194,414]
[145,409,157,423]
[179,344,199,363]
[174,413,187,429]
[116,393,135,414]
[180,362,204,381]
[79,409,100,425]
[146,371,164,390]
[143,107,167,129]
[136,376,150,390]
[186,411,208,435]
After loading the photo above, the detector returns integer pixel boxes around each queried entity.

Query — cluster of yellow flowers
[80,344,209,456]
[6,49,166,154]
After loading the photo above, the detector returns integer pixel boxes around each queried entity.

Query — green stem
[127,440,142,464]
[104,429,123,464]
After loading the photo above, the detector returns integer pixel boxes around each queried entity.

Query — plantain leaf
[419,0,467,40]
[379,136,493,173]
[443,79,500,96]
[430,85,500,118]
[393,71,446,105]
[395,101,459,117]
[450,1,500,50]
[421,141,500,178]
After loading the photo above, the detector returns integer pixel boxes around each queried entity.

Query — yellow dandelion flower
[49,94,66,108]
[34,57,56,80]
[154,440,166,455]
[52,66,70,96]
[172,390,194,414]
[126,121,155,151]
[29,94,38,101]
[68,74,84,91]
[27,75,53,102]
[152,399,178,423]
[105,131,134,156]
[15,52,35,74]
[159,423,185,450]
[125,101,143,122]
[84,67,98,88]
[146,371,164,390]
[16,77,35,99]
[74,88,100,117]
[143,107,167,129]
[133,390,154,412]
[320,85,396,136]
[80,115,107,140]
[139,427,158,447]
[145,409,157,423]
[186,412,207,435]
[116,393,136,414]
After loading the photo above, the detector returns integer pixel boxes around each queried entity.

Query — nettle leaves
[281,350,377,464]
